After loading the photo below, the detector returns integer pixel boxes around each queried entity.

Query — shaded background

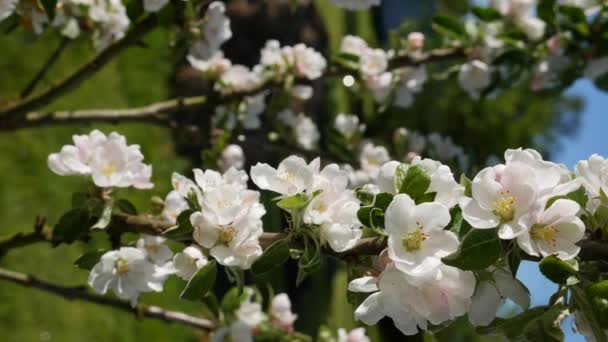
[0,0,601,340]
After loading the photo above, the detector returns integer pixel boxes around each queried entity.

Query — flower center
[144,244,160,254]
[530,224,559,246]
[219,226,236,244]
[102,163,117,176]
[115,258,129,276]
[402,221,427,252]
[492,191,515,222]
[217,200,231,209]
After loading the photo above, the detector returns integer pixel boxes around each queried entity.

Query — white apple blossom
[143,0,169,12]
[219,144,245,171]
[407,32,425,50]
[212,322,252,342]
[288,43,327,80]
[384,194,458,276]
[360,48,388,77]
[136,235,173,266]
[364,72,393,103]
[48,130,153,189]
[304,164,362,252]
[88,247,171,306]
[172,246,208,281]
[461,162,537,239]
[260,39,288,74]
[190,1,232,59]
[334,113,364,139]
[271,293,298,330]
[350,264,475,335]
[516,16,546,41]
[393,67,427,108]
[161,190,189,224]
[458,60,492,98]
[236,295,266,328]
[517,199,585,260]
[469,267,530,326]
[251,155,315,196]
[340,35,369,56]
[337,328,370,342]
[505,148,572,198]
[330,0,381,10]
[359,142,390,180]
[217,65,263,95]
[575,154,608,204]
[187,51,232,75]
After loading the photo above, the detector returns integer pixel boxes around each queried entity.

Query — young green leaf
[251,239,290,276]
[277,193,310,211]
[114,199,137,215]
[52,208,90,245]
[539,255,577,284]
[471,6,502,21]
[395,164,431,202]
[163,209,195,240]
[586,281,608,328]
[432,15,466,39]
[442,228,500,270]
[180,260,217,301]
[74,249,108,270]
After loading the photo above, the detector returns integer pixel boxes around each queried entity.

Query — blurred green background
[0,0,585,341]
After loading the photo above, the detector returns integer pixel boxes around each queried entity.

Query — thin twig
[0,14,159,121]
[0,267,216,330]
[20,37,71,98]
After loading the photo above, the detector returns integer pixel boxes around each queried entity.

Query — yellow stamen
[115,258,129,276]
[402,221,427,252]
[530,224,559,246]
[492,191,516,222]
[219,226,236,244]
[102,164,117,176]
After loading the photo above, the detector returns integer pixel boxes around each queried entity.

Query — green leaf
[40,0,57,19]
[277,193,310,211]
[74,249,108,270]
[356,192,394,231]
[126,0,144,21]
[539,255,577,284]
[296,235,321,286]
[180,260,217,301]
[432,15,466,39]
[537,0,558,26]
[571,285,608,340]
[163,209,194,240]
[522,304,566,341]
[355,189,375,206]
[221,287,250,314]
[506,244,522,276]
[52,208,90,245]
[447,207,470,238]
[586,281,608,328]
[545,186,588,210]
[114,199,137,215]
[471,6,502,21]
[477,306,548,338]
[91,201,113,229]
[443,228,500,270]
[460,174,472,197]
[395,164,431,202]
[251,239,290,276]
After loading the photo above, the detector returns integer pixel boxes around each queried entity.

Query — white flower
[575,154,608,203]
[88,247,170,306]
[219,144,245,171]
[193,167,248,193]
[161,191,189,224]
[291,85,314,100]
[271,293,298,329]
[187,51,232,75]
[516,16,546,41]
[517,199,585,260]
[411,157,465,209]
[393,67,427,108]
[359,142,390,180]
[462,162,537,239]
[330,0,381,10]
[334,113,363,139]
[385,194,458,276]
[191,185,265,269]
[364,72,393,103]
[171,172,202,202]
[260,39,288,74]
[469,267,530,326]
[360,48,388,77]
[190,1,232,59]
[0,0,18,21]
[338,327,370,342]
[217,65,262,94]
[342,164,372,189]
[377,160,401,194]
[241,93,267,130]
[172,246,208,281]
[350,264,475,335]
[293,114,320,151]
[505,148,572,198]
[143,0,169,12]
[340,35,368,56]
[407,32,425,50]
[236,300,266,328]
[289,43,327,80]
[136,235,173,266]
[48,130,153,189]
[458,60,492,98]
[492,0,535,17]
[251,155,315,196]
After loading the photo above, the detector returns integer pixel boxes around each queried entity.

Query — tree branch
[0,96,206,130]
[0,48,467,132]
[3,212,608,263]
[0,267,215,330]
[20,37,71,98]
[0,14,159,121]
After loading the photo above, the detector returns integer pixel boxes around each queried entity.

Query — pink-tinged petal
[472,167,502,210]
[348,276,379,293]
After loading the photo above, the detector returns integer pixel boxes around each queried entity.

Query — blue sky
[517,79,608,341]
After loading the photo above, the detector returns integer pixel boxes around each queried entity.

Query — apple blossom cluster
[339,35,427,108]
[251,156,363,252]
[47,129,153,189]
[189,1,232,60]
